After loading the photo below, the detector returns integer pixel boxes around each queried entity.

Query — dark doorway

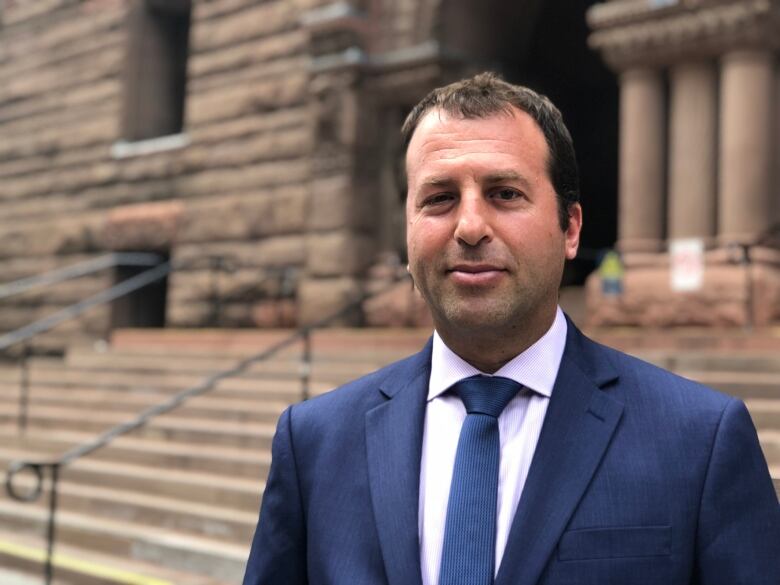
[110,254,169,329]
[502,0,619,285]
[438,0,618,284]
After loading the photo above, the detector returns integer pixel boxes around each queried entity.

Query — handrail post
[728,242,753,332]
[208,256,223,328]
[300,329,311,402]
[6,460,60,585]
[44,463,61,585]
[18,342,31,436]
[743,243,753,332]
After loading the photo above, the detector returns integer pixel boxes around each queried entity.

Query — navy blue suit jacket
[243,322,780,584]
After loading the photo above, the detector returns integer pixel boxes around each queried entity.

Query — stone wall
[0,0,318,342]
[0,0,457,344]
[0,0,570,343]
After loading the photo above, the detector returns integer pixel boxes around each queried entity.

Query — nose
[454,193,493,247]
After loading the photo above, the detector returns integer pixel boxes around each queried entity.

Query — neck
[436,308,558,373]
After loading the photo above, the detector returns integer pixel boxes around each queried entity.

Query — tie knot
[453,375,522,418]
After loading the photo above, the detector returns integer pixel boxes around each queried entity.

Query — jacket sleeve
[243,406,308,585]
[694,397,780,584]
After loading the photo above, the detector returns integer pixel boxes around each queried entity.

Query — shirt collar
[428,306,568,401]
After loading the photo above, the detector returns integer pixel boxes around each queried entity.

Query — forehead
[405,107,549,180]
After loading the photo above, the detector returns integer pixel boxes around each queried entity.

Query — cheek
[407,220,438,258]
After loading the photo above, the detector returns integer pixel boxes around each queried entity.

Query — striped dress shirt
[419,307,568,585]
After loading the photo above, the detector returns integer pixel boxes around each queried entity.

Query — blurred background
[0,1,777,583]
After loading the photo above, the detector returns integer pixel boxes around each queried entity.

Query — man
[243,73,780,585]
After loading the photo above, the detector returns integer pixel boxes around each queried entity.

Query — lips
[447,264,507,285]
[448,263,504,273]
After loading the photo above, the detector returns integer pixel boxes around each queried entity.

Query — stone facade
[587,0,780,327]
[12,0,621,338]
[0,0,462,339]
[6,0,773,339]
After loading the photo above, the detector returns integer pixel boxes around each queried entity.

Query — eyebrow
[419,171,532,189]
[419,175,454,188]
[483,171,531,188]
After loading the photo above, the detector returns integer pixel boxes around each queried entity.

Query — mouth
[446,264,507,285]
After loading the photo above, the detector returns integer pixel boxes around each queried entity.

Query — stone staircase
[0,327,777,584]
[0,328,430,584]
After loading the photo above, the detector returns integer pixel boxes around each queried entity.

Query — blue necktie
[438,375,522,585]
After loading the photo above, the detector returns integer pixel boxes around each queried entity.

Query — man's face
[405,107,581,338]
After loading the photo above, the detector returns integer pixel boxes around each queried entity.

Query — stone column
[618,68,666,252]
[668,61,717,241]
[298,3,378,325]
[718,50,775,244]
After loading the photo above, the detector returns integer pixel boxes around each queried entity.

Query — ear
[564,203,582,260]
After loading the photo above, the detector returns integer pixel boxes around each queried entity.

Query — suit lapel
[495,325,624,585]
[365,341,431,585]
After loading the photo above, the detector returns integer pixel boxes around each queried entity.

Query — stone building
[587,0,780,327]
[0,0,776,342]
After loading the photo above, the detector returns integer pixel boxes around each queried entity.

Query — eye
[490,188,523,201]
[422,193,455,207]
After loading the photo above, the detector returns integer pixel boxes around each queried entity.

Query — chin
[439,302,517,332]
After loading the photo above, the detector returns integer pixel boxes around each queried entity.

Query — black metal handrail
[1,253,246,435]
[0,261,173,352]
[3,271,412,585]
[0,253,163,302]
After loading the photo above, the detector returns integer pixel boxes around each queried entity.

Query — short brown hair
[402,72,580,230]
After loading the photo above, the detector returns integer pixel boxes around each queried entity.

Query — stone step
[63,351,304,374]
[0,501,247,582]
[2,474,257,544]
[110,328,297,352]
[0,364,280,386]
[0,447,263,511]
[0,390,291,424]
[634,351,780,373]
[590,328,780,355]
[744,399,780,430]
[0,373,318,402]
[110,327,430,356]
[0,530,226,585]
[4,409,277,448]
[16,355,371,382]
[0,567,74,585]
[673,371,780,400]
[67,343,420,367]
[0,428,271,479]
[758,430,780,467]
[0,359,369,390]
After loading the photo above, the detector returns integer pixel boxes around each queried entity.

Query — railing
[2,263,410,585]
[0,253,162,302]
[2,258,177,441]
[0,258,172,353]
[0,253,247,435]
[1,253,166,437]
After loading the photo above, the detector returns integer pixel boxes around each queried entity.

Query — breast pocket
[544,526,673,585]
[558,525,671,561]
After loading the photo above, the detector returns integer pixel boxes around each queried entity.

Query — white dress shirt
[418,307,568,585]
